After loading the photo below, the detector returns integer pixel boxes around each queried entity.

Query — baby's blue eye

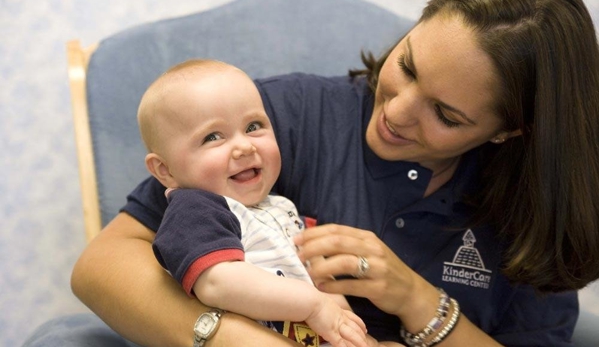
[246,122,262,133]
[204,133,222,143]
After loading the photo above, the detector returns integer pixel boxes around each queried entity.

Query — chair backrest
[67,0,415,241]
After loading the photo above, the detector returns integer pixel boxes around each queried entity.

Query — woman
[67,0,599,346]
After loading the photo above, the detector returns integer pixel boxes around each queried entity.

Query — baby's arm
[306,255,352,310]
[193,261,368,347]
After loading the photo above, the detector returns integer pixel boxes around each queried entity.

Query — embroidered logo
[282,321,328,346]
[442,229,492,289]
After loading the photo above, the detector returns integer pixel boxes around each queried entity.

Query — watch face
[195,315,217,335]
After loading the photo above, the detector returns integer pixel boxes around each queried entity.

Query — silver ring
[355,256,370,278]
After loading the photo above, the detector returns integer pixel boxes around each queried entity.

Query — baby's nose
[232,141,256,159]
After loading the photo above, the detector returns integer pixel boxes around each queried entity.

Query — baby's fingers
[345,310,367,333]
[339,323,368,347]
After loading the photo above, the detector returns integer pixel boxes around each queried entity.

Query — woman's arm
[71,212,302,347]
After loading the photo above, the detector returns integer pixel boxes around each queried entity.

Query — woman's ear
[145,153,177,188]
[490,129,522,144]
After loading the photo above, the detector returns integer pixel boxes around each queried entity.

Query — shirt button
[408,170,418,180]
[395,218,405,228]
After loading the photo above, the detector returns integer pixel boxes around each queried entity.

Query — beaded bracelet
[428,298,460,347]
[400,288,451,346]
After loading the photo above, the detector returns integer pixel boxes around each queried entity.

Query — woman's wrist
[395,277,441,334]
[400,291,461,347]
[400,289,450,343]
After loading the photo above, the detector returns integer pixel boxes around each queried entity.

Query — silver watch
[193,309,225,347]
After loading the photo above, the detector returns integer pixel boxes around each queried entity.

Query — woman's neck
[424,156,461,197]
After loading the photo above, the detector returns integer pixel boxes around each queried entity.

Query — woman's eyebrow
[406,37,418,77]
[408,37,476,125]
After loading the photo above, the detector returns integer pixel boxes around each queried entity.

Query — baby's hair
[137,59,232,154]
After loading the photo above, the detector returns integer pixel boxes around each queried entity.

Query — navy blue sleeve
[120,176,167,232]
[152,189,243,286]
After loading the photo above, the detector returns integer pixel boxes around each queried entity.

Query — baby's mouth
[230,168,260,182]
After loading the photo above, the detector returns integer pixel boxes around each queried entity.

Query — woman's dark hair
[353,0,599,293]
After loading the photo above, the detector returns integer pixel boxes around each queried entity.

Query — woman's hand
[294,224,440,325]
[296,224,504,347]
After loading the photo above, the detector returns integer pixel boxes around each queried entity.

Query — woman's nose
[232,138,256,159]
[385,85,423,126]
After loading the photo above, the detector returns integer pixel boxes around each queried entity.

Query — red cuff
[304,217,317,229]
[182,249,245,296]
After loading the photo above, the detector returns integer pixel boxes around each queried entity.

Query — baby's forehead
[169,61,233,79]
[157,63,237,92]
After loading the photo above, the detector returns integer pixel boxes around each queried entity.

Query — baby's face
[161,67,281,206]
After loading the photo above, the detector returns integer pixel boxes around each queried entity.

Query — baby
[137,59,369,347]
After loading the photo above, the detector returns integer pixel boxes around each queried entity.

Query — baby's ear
[145,153,177,188]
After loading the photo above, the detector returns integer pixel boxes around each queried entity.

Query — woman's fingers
[317,276,379,297]
[296,223,426,317]
[295,224,382,261]
[307,254,376,281]
[297,224,371,243]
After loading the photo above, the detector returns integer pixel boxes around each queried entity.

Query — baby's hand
[336,309,369,347]
[305,298,368,347]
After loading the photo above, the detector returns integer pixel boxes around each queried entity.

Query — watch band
[193,309,225,347]
[193,335,205,347]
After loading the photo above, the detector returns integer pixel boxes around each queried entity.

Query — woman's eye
[398,54,416,79]
[203,133,223,143]
[434,105,460,128]
[246,121,263,133]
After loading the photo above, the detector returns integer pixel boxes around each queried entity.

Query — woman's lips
[377,112,415,146]
[385,120,399,135]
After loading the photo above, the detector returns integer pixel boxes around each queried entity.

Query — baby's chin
[240,195,269,207]
[223,190,269,207]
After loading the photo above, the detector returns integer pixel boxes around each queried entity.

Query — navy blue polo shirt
[122,73,577,346]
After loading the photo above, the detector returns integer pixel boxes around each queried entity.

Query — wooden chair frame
[67,40,100,243]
